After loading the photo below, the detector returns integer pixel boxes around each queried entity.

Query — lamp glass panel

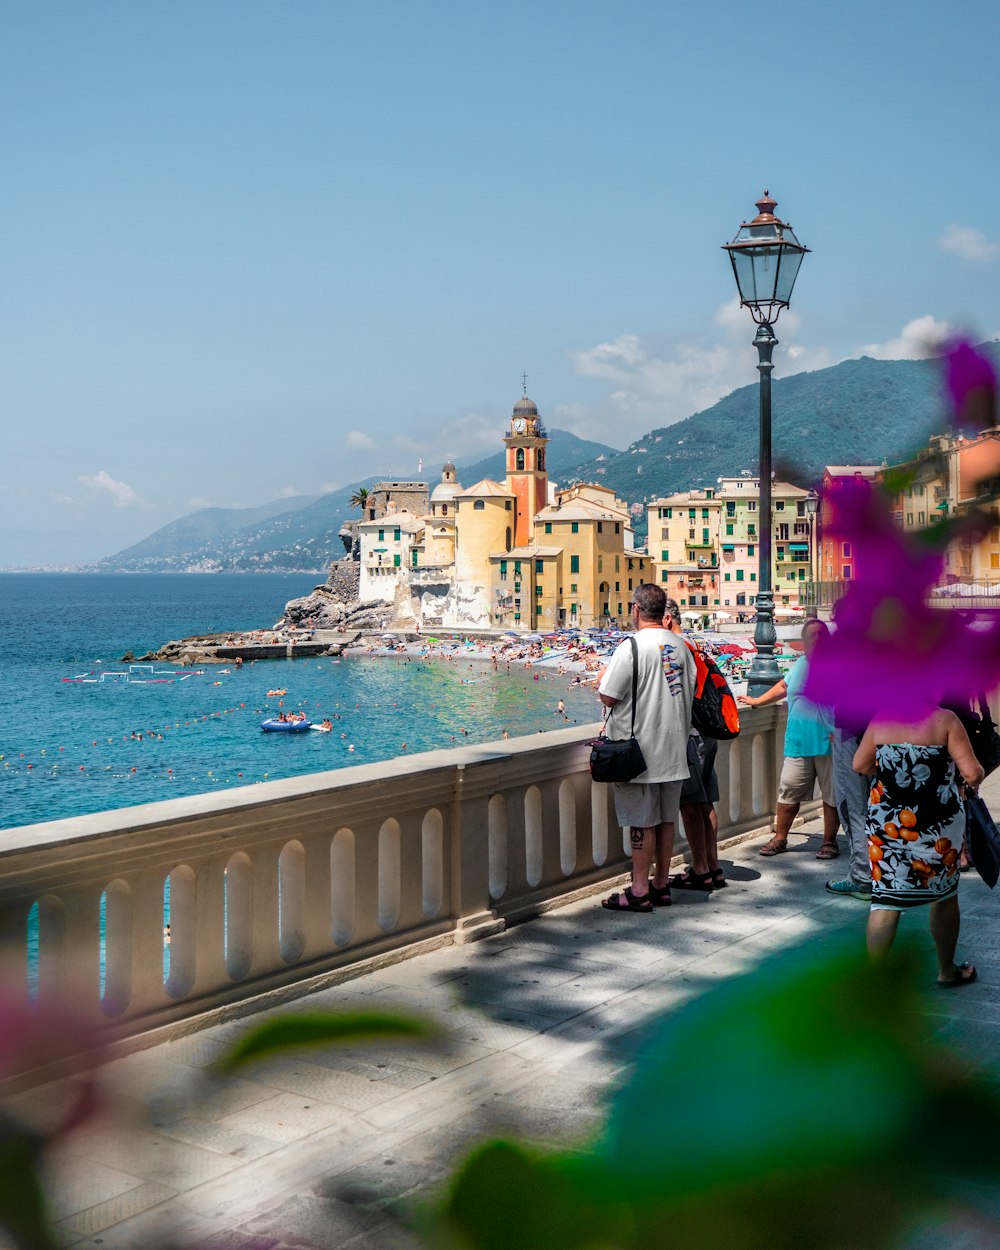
[731,249,759,303]
[774,246,805,304]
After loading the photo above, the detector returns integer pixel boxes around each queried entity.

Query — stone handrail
[0,706,786,1079]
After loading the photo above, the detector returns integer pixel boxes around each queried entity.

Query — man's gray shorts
[614,779,684,829]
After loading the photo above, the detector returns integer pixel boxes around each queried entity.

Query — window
[570,583,577,592]
[726,524,734,536]
[535,559,544,574]
[778,524,789,540]
[571,555,580,574]
[617,602,623,615]
[702,508,709,519]
[842,541,852,557]
[378,528,384,541]
[747,500,757,511]
[747,544,755,557]
[514,561,521,575]
[777,547,784,560]
[794,522,808,535]
[571,522,579,534]
[505,500,512,510]
[736,569,744,581]
[906,513,914,526]
[615,581,620,592]
[916,484,925,496]
[499,561,507,578]
[615,555,620,571]
[782,595,790,605]
[412,550,418,566]
[393,553,401,568]
[516,449,525,470]
[775,500,785,511]
[993,553,1000,570]
[661,550,669,561]
[544,521,552,533]
[666,507,673,518]
[798,568,806,580]
[689,528,696,540]
[615,522,621,534]
[628,578,633,590]
[538,449,545,470]
[661,571,669,583]
[393,527,401,541]
[660,526,670,540]
[724,573,731,581]
[536,586,543,597]
[598,556,603,572]
[748,524,756,536]
[736,593,746,606]
[514,582,521,593]
[505,527,512,550]
[442,504,448,515]
[843,565,853,579]
[689,508,696,519]
[702,528,709,543]
[597,522,603,533]
[474,500,485,511]
[726,502,736,517]
[750,572,756,581]
[918,511,926,524]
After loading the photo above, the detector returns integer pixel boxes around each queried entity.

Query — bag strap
[627,634,639,739]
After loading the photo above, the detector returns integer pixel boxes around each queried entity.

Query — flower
[805,476,1000,723]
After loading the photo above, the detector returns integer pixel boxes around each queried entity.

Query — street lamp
[804,489,819,617]
[723,191,809,697]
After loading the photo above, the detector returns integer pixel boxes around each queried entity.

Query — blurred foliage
[430,939,1000,1250]
[212,1009,437,1073]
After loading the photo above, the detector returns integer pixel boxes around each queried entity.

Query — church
[357,391,649,630]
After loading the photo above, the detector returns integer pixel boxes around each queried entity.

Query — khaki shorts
[777,754,834,805]
[613,779,684,829]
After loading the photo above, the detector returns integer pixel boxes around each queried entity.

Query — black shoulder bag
[966,794,1000,888]
[589,636,647,783]
[970,692,1000,778]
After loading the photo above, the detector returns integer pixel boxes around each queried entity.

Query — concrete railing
[0,706,786,1075]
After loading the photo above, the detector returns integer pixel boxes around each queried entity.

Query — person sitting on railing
[737,619,841,860]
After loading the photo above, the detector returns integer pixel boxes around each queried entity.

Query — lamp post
[723,191,809,697]
[804,488,819,617]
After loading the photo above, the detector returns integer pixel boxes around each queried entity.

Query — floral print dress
[867,744,964,910]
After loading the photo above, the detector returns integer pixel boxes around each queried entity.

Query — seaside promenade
[8,777,1000,1250]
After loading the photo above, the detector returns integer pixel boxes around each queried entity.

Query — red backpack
[686,642,741,740]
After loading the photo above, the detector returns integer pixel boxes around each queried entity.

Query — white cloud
[320,481,339,493]
[346,430,377,451]
[50,492,75,505]
[277,485,298,498]
[860,315,952,360]
[570,301,832,428]
[938,224,1000,264]
[78,469,141,507]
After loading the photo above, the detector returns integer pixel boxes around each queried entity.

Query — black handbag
[966,794,1000,888]
[969,693,1000,778]
[589,636,647,783]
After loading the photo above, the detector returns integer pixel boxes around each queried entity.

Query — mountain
[571,348,1000,531]
[98,430,621,572]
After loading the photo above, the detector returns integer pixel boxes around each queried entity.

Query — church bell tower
[503,382,549,547]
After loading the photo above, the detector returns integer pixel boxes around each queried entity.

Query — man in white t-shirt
[598,582,695,913]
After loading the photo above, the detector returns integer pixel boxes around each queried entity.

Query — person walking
[662,598,725,890]
[737,618,840,859]
[599,583,695,912]
[854,705,983,984]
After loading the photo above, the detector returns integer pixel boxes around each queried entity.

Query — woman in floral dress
[853,707,984,986]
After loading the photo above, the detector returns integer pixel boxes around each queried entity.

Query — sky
[5,0,1000,566]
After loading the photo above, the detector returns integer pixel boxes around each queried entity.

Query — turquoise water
[1,574,597,832]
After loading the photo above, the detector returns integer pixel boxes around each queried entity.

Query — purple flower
[944,339,996,429]
[804,476,1000,723]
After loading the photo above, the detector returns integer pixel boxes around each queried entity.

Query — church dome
[513,395,538,416]
[430,459,462,504]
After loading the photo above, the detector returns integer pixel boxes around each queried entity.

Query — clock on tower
[504,388,549,546]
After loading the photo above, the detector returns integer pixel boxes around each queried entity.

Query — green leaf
[213,1009,436,1073]
[438,1140,617,1250]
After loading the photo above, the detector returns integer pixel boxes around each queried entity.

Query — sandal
[710,868,727,888]
[759,837,788,857]
[816,842,841,860]
[602,886,652,913]
[667,869,716,892]
[648,882,672,907]
[938,962,977,988]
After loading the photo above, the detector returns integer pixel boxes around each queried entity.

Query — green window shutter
[545,522,552,534]
[378,528,384,541]
[571,522,579,534]
[736,569,744,581]
[535,559,544,574]
[571,555,580,573]
[500,561,507,577]
[393,553,401,567]
[514,561,521,575]
[394,528,401,542]
[661,549,669,561]
[703,528,709,542]
[747,544,755,557]
[726,524,734,535]
[661,571,668,583]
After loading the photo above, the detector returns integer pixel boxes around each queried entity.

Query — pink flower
[944,339,996,429]
[804,476,1000,723]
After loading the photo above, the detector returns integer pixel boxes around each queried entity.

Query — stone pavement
[8,776,1000,1250]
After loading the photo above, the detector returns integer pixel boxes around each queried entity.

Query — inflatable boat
[260,718,311,732]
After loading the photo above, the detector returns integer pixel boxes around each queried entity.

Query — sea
[0,573,600,833]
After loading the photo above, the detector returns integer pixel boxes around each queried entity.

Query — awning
[721,544,735,551]
[788,543,809,550]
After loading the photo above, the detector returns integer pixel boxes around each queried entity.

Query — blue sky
[4,0,1000,565]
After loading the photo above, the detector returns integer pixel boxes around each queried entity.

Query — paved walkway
[9,777,1000,1250]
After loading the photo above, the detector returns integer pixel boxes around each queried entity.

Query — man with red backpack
[663,599,740,893]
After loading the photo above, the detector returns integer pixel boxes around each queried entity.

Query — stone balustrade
[0,706,786,1080]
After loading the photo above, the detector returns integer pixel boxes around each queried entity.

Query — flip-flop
[759,838,788,857]
[601,886,653,913]
[938,962,977,988]
[816,843,841,860]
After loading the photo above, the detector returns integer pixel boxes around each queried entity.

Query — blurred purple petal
[944,339,996,428]
[805,477,1000,723]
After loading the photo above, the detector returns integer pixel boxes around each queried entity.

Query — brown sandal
[759,836,788,857]
[816,842,840,860]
